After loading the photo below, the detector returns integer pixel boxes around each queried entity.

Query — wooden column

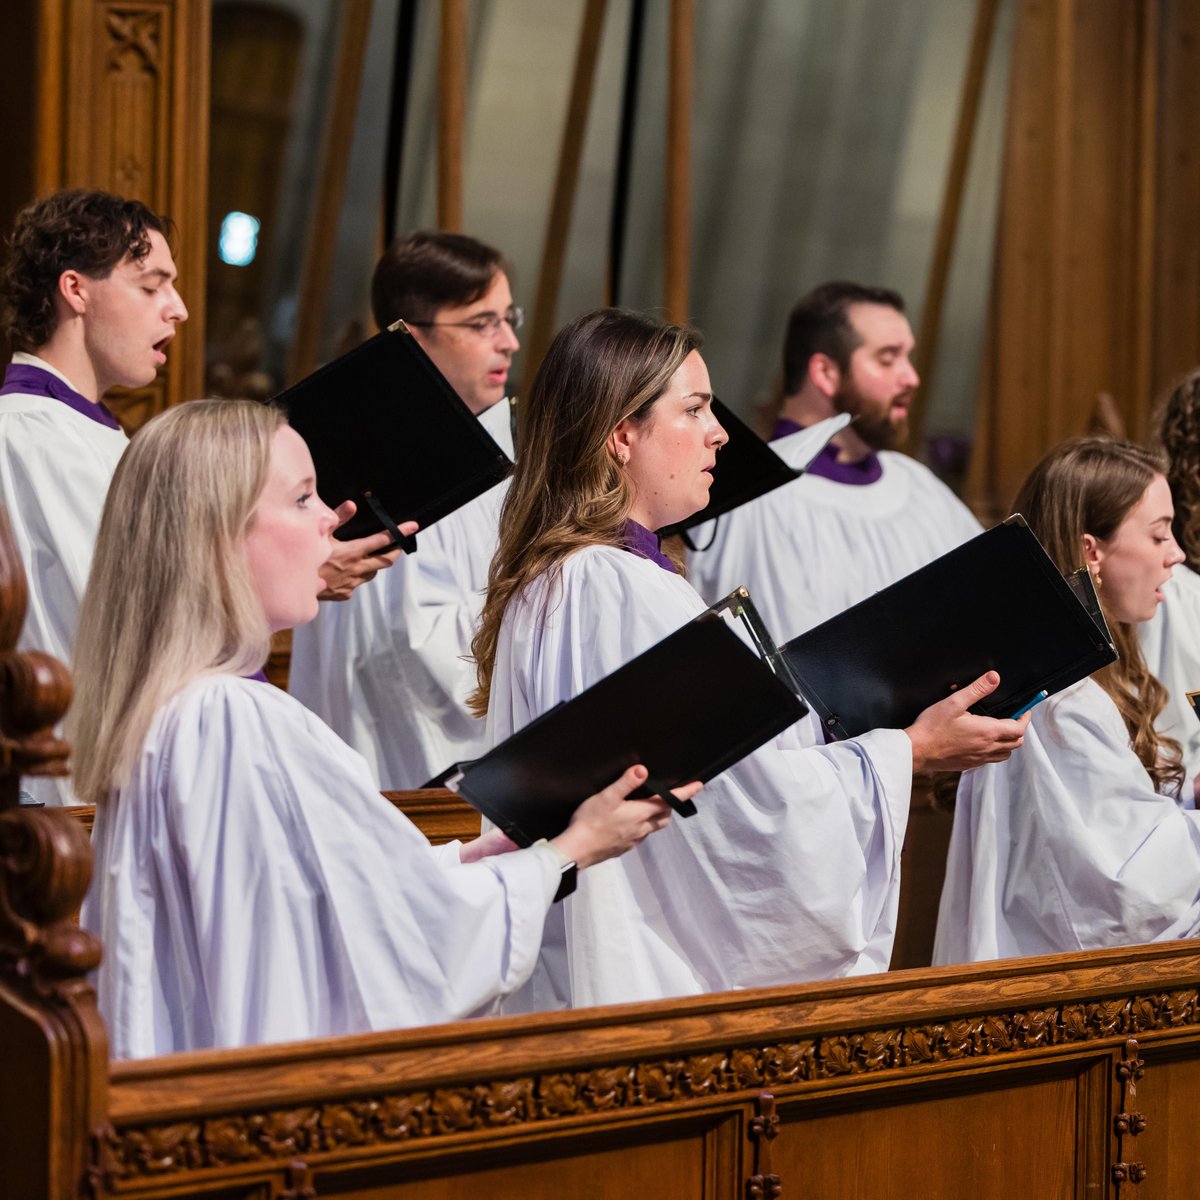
[438,0,467,231]
[0,0,210,429]
[969,0,1170,516]
[664,0,693,324]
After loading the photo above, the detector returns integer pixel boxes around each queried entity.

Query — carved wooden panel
[5,0,212,428]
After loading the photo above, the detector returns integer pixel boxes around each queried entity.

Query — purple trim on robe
[622,519,678,574]
[771,416,882,486]
[0,362,122,431]
[246,668,270,683]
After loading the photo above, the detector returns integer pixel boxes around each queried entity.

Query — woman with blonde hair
[934,437,1200,964]
[74,399,680,1059]
[1141,367,1200,776]
[472,308,1027,1011]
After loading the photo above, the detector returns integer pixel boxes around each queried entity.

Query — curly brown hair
[1,189,173,351]
[1158,367,1200,570]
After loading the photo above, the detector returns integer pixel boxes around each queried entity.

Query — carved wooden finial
[0,505,98,990]
[0,508,73,809]
[0,505,108,1200]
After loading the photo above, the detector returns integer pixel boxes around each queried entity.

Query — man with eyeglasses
[289,231,525,788]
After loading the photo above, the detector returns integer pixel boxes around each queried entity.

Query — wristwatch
[535,839,578,902]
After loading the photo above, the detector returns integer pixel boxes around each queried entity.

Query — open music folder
[277,319,512,550]
[430,607,808,846]
[660,404,849,539]
[765,515,1118,739]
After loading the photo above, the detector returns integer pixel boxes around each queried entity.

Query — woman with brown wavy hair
[472,307,1027,1011]
[934,437,1200,965]
[1141,368,1200,776]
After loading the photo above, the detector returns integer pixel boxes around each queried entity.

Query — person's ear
[1081,532,1105,570]
[57,269,88,318]
[609,418,637,467]
[808,352,841,399]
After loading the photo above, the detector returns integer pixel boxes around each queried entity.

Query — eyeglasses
[408,306,524,338]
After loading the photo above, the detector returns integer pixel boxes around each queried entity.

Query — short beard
[853,409,906,451]
[834,385,909,452]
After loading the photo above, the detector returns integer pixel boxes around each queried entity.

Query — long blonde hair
[469,308,701,716]
[1014,437,1184,794]
[69,399,284,804]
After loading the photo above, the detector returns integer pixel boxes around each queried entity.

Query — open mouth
[153,334,174,364]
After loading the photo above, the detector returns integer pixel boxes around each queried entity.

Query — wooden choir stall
[5,509,1200,1200]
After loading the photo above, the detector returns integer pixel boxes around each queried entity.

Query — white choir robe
[687,434,982,639]
[0,354,128,806]
[81,674,561,1060]
[487,545,913,1011]
[933,678,1200,965]
[288,399,513,787]
[1139,563,1200,780]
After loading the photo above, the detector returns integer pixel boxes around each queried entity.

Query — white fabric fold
[486,546,912,1010]
[934,678,1200,964]
[688,442,981,640]
[83,675,559,1059]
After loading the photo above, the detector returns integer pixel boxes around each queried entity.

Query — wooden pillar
[664,0,693,324]
[438,0,467,232]
[969,0,1170,516]
[0,0,210,429]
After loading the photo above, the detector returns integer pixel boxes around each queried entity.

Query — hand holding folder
[714,516,1115,747]
[278,320,513,551]
[428,608,808,846]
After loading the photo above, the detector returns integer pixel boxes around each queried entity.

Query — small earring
[617,452,629,466]
[1092,568,1102,591]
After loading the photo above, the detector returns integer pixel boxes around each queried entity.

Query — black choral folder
[661,404,849,539]
[277,321,512,546]
[777,515,1117,740]
[438,608,807,846]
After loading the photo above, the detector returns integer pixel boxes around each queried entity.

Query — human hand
[552,765,697,870]
[318,500,415,600]
[904,671,1029,773]
[458,826,521,863]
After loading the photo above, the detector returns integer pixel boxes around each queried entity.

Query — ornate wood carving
[1111,1037,1147,1192]
[0,505,107,1200]
[12,0,213,429]
[95,986,1200,1186]
[746,1092,781,1200]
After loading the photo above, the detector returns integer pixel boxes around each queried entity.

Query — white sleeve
[495,550,910,1004]
[935,682,1200,964]
[144,681,559,1046]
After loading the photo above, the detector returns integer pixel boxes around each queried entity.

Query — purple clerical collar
[772,416,882,486]
[622,519,677,574]
[0,361,122,431]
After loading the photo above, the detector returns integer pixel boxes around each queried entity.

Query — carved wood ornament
[0,509,96,999]
[95,985,1200,1187]
[1111,1037,1147,1192]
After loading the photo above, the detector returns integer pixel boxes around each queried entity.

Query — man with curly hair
[0,190,186,804]
[0,189,399,803]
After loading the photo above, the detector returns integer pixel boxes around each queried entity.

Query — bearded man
[688,281,981,639]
